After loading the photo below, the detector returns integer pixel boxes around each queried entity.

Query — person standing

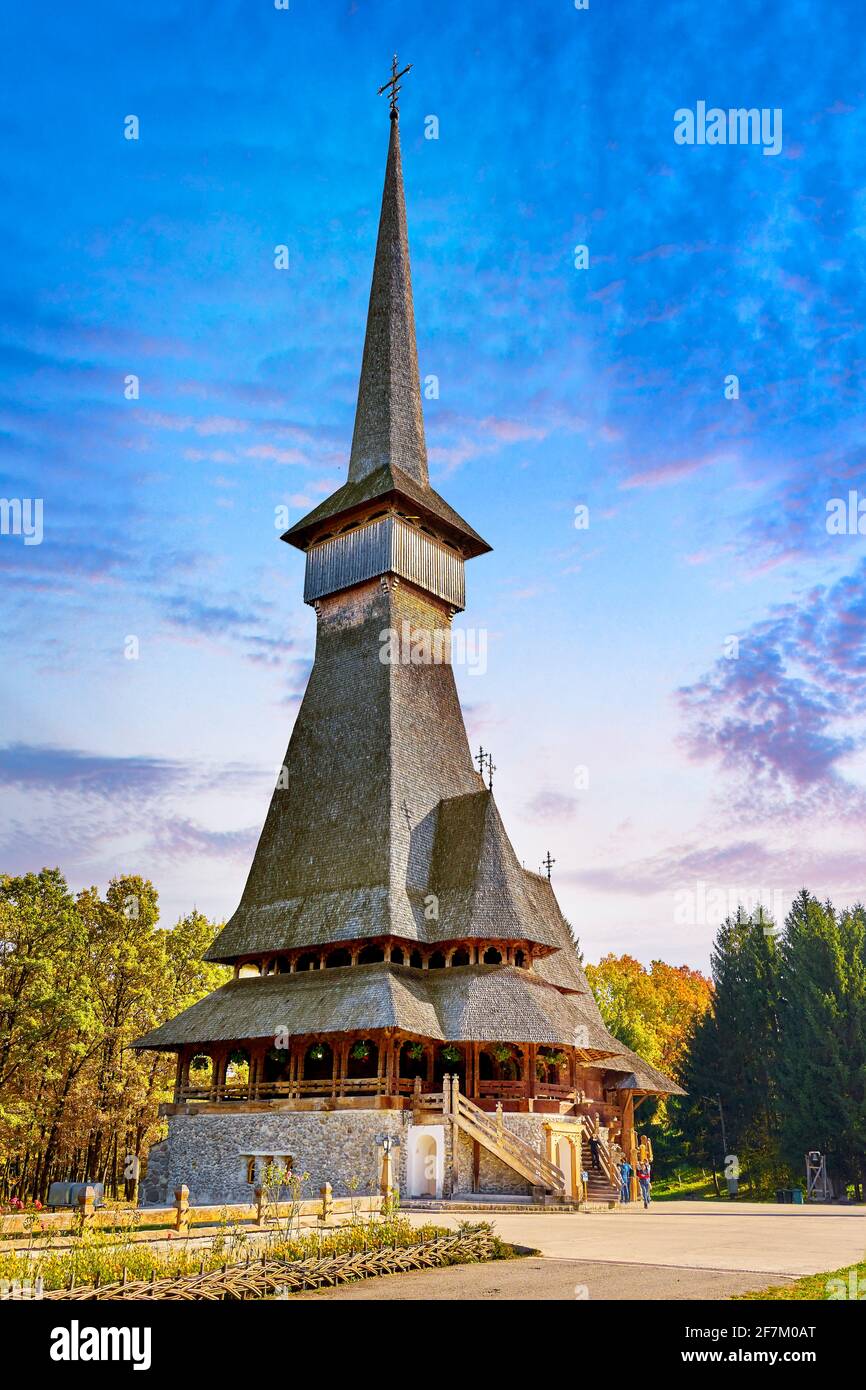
[619,1159,632,1204]
[589,1135,601,1172]
[637,1159,651,1209]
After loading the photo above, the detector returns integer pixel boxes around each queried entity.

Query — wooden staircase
[580,1117,620,1204]
[418,1077,566,1198]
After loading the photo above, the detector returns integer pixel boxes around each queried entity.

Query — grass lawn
[734,1260,866,1301]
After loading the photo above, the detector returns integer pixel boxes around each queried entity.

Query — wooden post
[76,1185,96,1231]
[385,1032,395,1096]
[255,1183,267,1226]
[495,1101,504,1141]
[442,1073,451,1116]
[320,1182,333,1223]
[174,1183,190,1234]
[173,1052,184,1104]
[380,1146,392,1199]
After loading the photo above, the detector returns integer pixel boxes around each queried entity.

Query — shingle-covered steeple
[348,113,428,487]
[283,110,489,606]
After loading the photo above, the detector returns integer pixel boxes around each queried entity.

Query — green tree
[777,892,866,1198]
[675,908,783,1191]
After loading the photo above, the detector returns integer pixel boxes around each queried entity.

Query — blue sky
[1,0,864,968]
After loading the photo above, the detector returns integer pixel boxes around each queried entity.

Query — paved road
[292,1256,792,1302]
[403,1201,866,1277]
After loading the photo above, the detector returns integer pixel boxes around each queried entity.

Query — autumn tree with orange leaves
[585,954,712,1083]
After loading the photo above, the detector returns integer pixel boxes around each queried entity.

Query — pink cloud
[620,455,717,491]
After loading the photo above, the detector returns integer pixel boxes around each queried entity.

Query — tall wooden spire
[348,111,428,487]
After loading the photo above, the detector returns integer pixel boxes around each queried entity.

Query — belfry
[134,68,681,1206]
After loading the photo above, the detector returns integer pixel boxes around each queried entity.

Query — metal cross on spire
[377,52,412,120]
[541,851,556,881]
[475,746,495,791]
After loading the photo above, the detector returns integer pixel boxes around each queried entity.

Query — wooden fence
[42,1230,497,1301]
[0,1183,381,1248]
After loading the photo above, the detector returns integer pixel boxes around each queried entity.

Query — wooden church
[134,68,682,1207]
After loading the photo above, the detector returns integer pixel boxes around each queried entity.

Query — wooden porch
[165,1030,623,1121]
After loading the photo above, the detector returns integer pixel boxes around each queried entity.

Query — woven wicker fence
[43,1230,496,1301]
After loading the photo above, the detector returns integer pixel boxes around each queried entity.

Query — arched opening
[407,1127,442,1198]
[557,1138,575,1197]
[409,950,423,969]
[238,961,260,979]
[399,1040,428,1079]
[346,1038,378,1079]
[262,1045,292,1084]
[451,947,470,967]
[296,953,318,972]
[434,1044,465,1088]
[276,957,291,973]
[358,944,385,965]
[536,1048,568,1085]
[428,951,446,969]
[514,949,525,968]
[225,1047,250,1089]
[302,1040,333,1081]
[263,958,277,976]
[188,1052,213,1092]
[391,946,405,965]
[479,1045,521,1083]
[483,946,502,964]
[325,948,352,968]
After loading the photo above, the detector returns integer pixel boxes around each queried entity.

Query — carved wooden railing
[449,1085,565,1195]
[179,1077,388,1103]
[477,1081,527,1098]
[581,1112,619,1188]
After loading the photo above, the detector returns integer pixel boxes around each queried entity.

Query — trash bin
[791,1188,804,1204]
[776,1188,792,1203]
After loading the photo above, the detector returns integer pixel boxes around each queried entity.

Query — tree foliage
[674,893,866,1197]
[585,953,712,1080]
[0,869,226,1201]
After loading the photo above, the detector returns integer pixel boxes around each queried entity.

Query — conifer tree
[778,891,866,1198]
[676,907,783,1188]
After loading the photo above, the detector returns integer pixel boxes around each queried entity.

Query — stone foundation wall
[139,1108,583,1207]
[142,1110,410,1207]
